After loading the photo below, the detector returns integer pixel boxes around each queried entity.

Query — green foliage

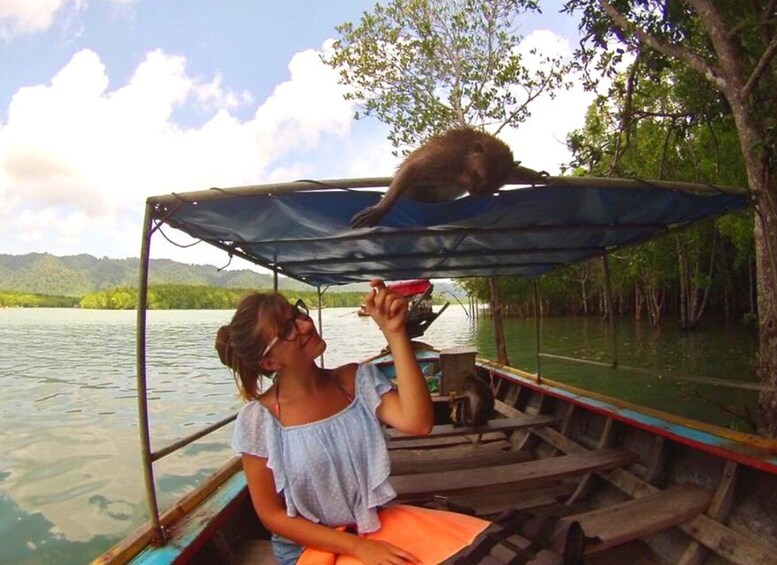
[79,285,371,310]
[0,291,79,308]
[323,0,570,149]
[717,211,754,269]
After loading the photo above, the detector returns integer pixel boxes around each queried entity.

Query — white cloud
[0,0,71,39]
[0,0,140,40]
[498,29,596,175]
[0,42,364,261]
[0,31,591,266]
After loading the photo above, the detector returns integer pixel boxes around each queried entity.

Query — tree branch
[598,0,725,90]
[687,0,750,93]
[743,31,777,98]
[608,51,641,176]
[632,110,697,119]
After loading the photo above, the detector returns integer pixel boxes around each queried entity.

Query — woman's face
[260,299,326,366]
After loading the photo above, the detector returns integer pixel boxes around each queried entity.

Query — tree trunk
[677,236,689,328]
[754,203,777,437]
[645,285,663,327]
[489,276,510,365]
[724,88,777,436]
[634,285,643,322]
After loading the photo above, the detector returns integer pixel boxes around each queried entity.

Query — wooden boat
[389,279,448,339]
[94,175,777,564]
[356,279,447,339]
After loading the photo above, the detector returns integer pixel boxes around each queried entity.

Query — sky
[0,0,593,270]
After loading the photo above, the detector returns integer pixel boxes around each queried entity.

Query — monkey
[449,372,495,428]
[350,127,515,228]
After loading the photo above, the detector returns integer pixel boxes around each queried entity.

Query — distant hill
[0,253,467,298]
[0,253,302,297]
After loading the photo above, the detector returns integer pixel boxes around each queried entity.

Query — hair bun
[215,325,232,367]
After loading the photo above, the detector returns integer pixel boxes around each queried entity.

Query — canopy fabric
[149,180,747,287]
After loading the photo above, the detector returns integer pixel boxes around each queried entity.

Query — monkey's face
[464,151,512,196]
[458,154,489,196]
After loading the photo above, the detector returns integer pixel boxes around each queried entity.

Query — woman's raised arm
[363,279,434,436]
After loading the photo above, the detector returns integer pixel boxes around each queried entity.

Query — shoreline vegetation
[1,285,373,310]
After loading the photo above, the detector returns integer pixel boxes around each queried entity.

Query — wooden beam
[390,448,638,496]
[387,414,558,440]
[573,483,712,554]
[566,416,616,506]
[439,484,579,517]
[390,443,530,475]
[388,432,507,450]
[508,402,777,565]
[677,460,739,565]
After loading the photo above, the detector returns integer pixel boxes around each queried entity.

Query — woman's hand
[364,279,408,336]
[352,537,422,565]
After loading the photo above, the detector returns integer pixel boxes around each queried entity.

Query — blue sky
[0,0,591,270]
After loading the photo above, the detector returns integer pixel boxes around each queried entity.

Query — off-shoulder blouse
[231,363,396,533]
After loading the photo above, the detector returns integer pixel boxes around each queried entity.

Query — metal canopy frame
[145,175,748,288]
[134,174,753,544]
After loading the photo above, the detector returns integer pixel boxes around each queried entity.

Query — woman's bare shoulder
[333,363,359,395]
[255,384,277,411]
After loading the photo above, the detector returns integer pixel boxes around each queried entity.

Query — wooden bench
[511,409,777,564]
[390,441,532,475]
[388,432,508,450]
[440,483,580,518]
[571,483,712,555]
[392,447,638,498]
[387,414,559,440]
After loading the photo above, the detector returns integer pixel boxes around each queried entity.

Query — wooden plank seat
[528,419,777,565]
[433,483,581,518]
[390,441,531,475]
[571,483,712,555]
[388,432,508,450]
[586,541,664,565]
[387,414,559,440]
[391,447,639,498]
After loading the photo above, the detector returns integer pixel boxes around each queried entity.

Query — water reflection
[0,307,756,564]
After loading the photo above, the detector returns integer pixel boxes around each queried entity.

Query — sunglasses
[260,299,310,359]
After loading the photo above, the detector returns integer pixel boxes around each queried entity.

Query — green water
[473,314,758,429]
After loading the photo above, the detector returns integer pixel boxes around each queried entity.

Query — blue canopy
[148,177,747,287]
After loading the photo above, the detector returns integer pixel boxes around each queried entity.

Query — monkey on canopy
[351,127,516,228]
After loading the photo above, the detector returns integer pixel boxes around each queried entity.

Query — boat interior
[174,350,777,565]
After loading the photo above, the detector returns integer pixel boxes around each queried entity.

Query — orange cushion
[297,505,490,565]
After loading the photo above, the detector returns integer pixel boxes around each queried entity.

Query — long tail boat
[94,174,777,564]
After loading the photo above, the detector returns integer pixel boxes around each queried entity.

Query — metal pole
[136,202,165,544]
[533,279,542,384]
[601,253,618,369]
[317,286,325,368]
[151,412,238,461]
[273,269,278,292]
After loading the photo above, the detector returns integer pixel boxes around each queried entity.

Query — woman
[216,279,434,564]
